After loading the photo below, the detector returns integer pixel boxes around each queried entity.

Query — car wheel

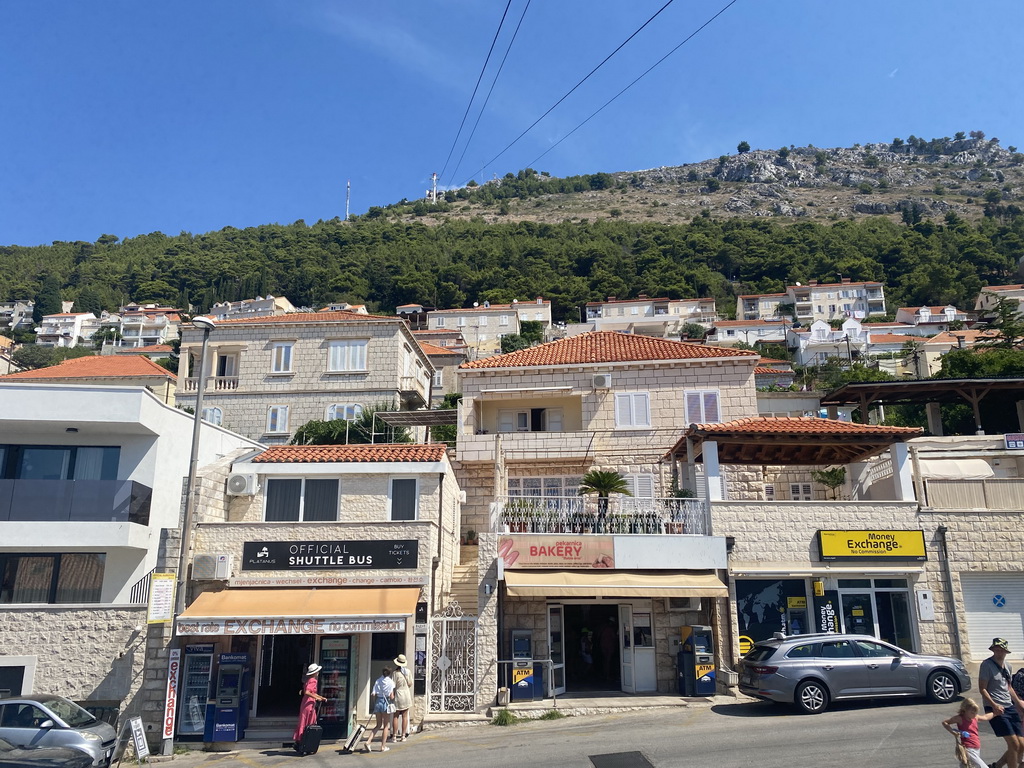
[795,680,830,714]
[927,670,959,703]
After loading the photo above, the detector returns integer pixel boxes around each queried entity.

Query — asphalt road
[170,698,993,768]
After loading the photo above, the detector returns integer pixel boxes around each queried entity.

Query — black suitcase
[297,724,322,756]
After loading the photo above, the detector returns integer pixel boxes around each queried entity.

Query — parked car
[737,633,971,714]
[0,696,116,767]
[0,736,93,768]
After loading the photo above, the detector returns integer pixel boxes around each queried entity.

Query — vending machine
[204,654,250,742]
[317,637,352,739]
[178,644,214,738]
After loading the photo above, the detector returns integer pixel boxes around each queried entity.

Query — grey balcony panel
[3,479,152,525]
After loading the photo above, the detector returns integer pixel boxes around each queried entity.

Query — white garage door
[961,573,1024,661]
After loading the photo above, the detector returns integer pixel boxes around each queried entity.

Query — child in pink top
[943,697,995,768]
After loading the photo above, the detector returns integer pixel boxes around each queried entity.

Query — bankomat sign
[817,530,927,561]
[241,540,417,570]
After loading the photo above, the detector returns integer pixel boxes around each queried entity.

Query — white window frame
[479,316,488,327]
[685,390,721,424]
[789,482,813,501]
[436,316,446,328]
[457,316,466,327]
[270,342,293,373]
[499,315,509,326]
[263,477,340,522]
[201,407,223,426]
[266,405,290,433]
[764,484,776,501]
[388,477,419,521]
[327,338,368,372]
[326,403,363,421]
[433,370,443,387]
[614,392,651,428]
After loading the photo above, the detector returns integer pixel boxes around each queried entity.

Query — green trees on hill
[0,213,1022,322]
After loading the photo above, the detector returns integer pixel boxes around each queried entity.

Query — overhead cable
[438,0,515,182]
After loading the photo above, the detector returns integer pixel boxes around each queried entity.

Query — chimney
[536,296,543,304]
[638,294,648,300]
[607,296,616,302]
[841,277,851,284]
[808,280,818,287]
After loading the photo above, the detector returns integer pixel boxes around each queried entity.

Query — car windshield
[35,696,97,728]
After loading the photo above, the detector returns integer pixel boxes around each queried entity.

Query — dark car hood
[0,745,93,768]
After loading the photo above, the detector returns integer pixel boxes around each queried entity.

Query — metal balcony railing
[0,479,152,524]
[489,495,711,535]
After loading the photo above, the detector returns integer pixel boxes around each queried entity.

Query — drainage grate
[589,751,655,768]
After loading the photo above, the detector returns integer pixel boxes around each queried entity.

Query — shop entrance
[256,635,314,717]
[562,604,621,692]
[837,578,915,651]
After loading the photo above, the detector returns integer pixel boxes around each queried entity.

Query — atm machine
[204,653,250,742]
[678,625,716,696]
[509,629,536,701]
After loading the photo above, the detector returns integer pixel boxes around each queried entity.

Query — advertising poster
[735,579,807,649]
[147,573,176,624]
[498,535,614,569]
[813,591,841,634]
[817,530,926,561]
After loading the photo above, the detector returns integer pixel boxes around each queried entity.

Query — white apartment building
[579,295,717,336]
[206,295,296,321]
[426,298,552,358]
[707,319,789,346]
[115,304,183,348]
[34,312,98,347]
[739,279,887,323]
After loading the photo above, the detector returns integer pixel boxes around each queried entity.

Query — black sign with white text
[241,540,418,571]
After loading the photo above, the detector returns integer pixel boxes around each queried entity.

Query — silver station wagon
[737,633,971,714]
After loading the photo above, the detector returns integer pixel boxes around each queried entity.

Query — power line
[525,0,738,169]
[463,0,677,185]
[445,0,532,187]
[438,0,515,182]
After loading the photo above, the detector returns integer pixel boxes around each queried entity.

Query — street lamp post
[163,315,215,755]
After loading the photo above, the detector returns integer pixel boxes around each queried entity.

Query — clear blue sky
[2,0,1022,246]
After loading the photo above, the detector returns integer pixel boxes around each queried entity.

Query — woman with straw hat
[392,654,413,742]
[293,663,326,753]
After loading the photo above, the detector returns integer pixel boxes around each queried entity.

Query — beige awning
[917,458,995,480]
[503,570,727,598]
[176,587,419,635]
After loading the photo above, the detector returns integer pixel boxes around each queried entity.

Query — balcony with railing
[181,375,240,392]
[489,495,711,535]
[399,375,428,407]
[0,479,153,548]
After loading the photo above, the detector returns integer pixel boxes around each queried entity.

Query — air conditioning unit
[666,597,701,612]
[226,473,257,496]
[193,553,232,580]
[592,373,612,389]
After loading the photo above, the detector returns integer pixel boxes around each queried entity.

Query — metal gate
[429,601,477,712]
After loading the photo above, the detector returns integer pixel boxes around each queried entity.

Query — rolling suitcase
[297,723,322,756]
[342,715,373,754]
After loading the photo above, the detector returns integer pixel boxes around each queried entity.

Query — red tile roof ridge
[459,331,758,369]
[692,416,921,435]
[1,354,176,380]
[418,341,455,355]
[251,443,447,463]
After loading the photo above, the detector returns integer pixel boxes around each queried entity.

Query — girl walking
[942,697,995,768]
[367,666,395,753]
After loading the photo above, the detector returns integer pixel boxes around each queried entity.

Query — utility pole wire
[464,0,676,185]
[446,0,532,187]
[438,0,514,182]
[525,0,738,170]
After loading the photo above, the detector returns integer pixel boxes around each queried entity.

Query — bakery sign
[241,540,418,571]
[817,530,927,562]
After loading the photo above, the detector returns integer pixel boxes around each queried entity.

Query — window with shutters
[264,478,339,522]
[390,478,418,521]
[433,370,443,387]
[497,408,562,433]
[479,316,488,327]
[436,317,446,328]
[764,484,776,501]
[457,316,466,327]
[614,393,651,428]
[789,483,813,501]
[685,390,720,425]
[327,339,368,371]
[499,315,509,326]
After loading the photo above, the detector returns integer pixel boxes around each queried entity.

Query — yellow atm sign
[818,530,927,562]
[513,667,533,684]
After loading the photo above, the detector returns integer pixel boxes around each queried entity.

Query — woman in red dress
[293,663,326,749]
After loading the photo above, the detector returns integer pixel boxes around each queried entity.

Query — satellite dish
[512,299,518,304]
[473,302,479,307]
[795,282,802,286]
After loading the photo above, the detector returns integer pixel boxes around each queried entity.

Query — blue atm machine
[678,625,716,696]
[204,653,250,742]
[509,630,536,701]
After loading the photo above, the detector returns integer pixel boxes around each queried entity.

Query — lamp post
[163,315,214,755]
[843,334,853,366]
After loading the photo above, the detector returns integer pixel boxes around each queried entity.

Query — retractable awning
[503,570,727,598]
[917,458,995,480]
[175,586,419,635]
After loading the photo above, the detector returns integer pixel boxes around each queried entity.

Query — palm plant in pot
[578,470,632,533]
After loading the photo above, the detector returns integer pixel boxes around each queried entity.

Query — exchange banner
[817,530,927,561]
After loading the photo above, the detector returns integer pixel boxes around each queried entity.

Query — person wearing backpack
[979,638,1024,768]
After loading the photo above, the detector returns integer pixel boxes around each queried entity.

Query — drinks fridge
[179,644,214,737]
[317,637,352,739]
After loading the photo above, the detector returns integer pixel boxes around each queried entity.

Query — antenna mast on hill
[427,172,438,203]
[345,180,351,221]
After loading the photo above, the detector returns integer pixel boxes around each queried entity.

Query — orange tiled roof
[691,416,921,437]
[926,329,1000,344]
[430,301,549,313]
[1,354,176,380]
[754,367,791,375]
[758,357,790,364]
[418,341,455,355]
[459,331,757,369]
[191,310,395,326]
[984,284,1024,292]
[713,319,788,328]
[251,444,447,463]
[866,333,915,344]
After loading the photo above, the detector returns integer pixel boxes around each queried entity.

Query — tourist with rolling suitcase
[293,663,327,756]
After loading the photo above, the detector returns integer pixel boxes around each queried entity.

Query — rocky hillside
[404,135,1024,226]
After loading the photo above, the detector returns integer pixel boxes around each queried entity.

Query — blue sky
[2,0,1022,246]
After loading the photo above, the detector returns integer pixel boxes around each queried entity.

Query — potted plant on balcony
[666,483,696,533]
[578,470,631,534]
[465,529,478,545]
